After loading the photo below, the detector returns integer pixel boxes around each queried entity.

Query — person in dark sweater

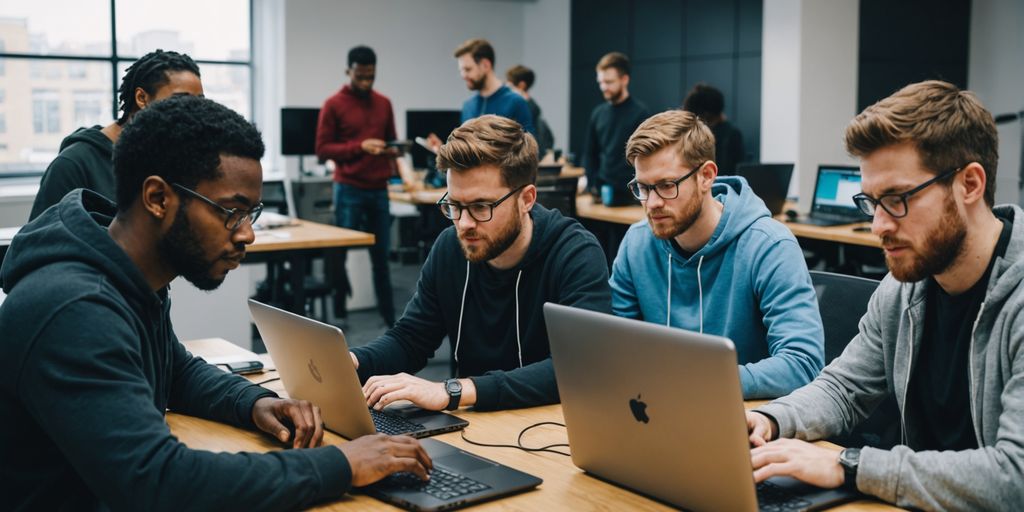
[0,96,430,511]
[454,39,535,136]
[506,64,555,157]
[583,52,649,206]
[30,49,205,220]
[316,45,399,326]
[683,83,745,175]
[354,115,611,412]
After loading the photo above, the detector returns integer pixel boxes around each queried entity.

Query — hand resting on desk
[252,397,325,449]
[363,372,477,411]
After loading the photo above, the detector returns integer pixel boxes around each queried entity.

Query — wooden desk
[171,338,895,511]
[574,196,881,249]
[248,220,375,315]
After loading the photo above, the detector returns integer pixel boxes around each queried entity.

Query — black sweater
[30,126,116,221]
[0,190,351,511]
[352,205,611,410]
[583,96,649,203]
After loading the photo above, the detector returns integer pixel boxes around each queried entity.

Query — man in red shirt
[316,46,398,326]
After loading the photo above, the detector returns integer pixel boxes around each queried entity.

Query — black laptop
[736,163,794,216]
[364,438,542,511]
[798,165,871,226]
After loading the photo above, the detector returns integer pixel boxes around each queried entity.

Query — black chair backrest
[810,270,879,364]
[810,270,900,449]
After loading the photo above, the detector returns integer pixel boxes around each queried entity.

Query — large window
[0,1,252,173]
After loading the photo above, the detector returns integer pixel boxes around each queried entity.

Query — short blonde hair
[625,110,715,167]
[436,115,538,188]
[844,80,999,206]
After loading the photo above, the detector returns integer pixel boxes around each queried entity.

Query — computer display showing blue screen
[812,166,862,213]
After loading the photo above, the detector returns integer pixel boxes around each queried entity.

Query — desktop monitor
[406,110,461,169]
[280,107,320,156]
[811,165,867,217]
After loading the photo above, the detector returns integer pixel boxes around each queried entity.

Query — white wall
[281,0,569,155]
[761,0,859,208]
[969,0,1024,206]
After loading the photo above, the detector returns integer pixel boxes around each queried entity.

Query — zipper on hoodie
[967,301,987,446]
[900,309,915,447]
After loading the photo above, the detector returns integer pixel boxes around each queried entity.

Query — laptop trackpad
[436,453,496,473]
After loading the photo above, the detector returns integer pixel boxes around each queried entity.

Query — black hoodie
[0,191,352,511]
[30,126,116,221]
[352,204,611,410]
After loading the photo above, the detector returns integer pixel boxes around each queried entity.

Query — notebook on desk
[796,166,871,226]
[248,299,468,438]
[543,303,859,512]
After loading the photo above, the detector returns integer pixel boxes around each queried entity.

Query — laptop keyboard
[369,408,426,435]
[757,481,813,511]
[381,467,491,501]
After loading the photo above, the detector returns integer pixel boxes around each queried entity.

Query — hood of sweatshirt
[59,125,113,156]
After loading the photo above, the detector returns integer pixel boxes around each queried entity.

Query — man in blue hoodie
[454,38,535,136]
[609,109,824,399]
[1,96,431,510]
[353,115,610,412]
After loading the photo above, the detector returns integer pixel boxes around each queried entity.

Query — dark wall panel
[857,0,970,111]
[634,61,685,113]
[685,0,736,57]
[570,0,762,164]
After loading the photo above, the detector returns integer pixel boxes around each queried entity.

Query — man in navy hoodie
[454,39,535,136]
[0,96,430,511]
[354,115,610,412]
[609,110,824,399]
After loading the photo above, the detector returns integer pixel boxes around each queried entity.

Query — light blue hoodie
[610,176,824,399]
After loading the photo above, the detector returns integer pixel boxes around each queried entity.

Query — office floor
[253,259,453,382]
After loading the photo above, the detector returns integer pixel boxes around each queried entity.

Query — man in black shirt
[583,52,649,206]
[745,81,1024,510]
[683,83,746,175]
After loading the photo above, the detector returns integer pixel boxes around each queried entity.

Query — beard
[883,194,967,282]
[457,213,522,263]
[603,87,624,103]
[647,186,703,240]
[158,203,232,291]
[468,75,487,91]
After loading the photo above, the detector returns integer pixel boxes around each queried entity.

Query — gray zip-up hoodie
[757,204,1024,510]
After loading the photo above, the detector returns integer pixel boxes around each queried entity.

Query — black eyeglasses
[437,184,526,222]
[851,166,964,219]
[172,183,264,230]
[627,162,704,201]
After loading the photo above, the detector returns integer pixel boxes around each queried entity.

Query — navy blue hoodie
[0,190,351,511]
[353,205,611,410]
[30,125,116,221]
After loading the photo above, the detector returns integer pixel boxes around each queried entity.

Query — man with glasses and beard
[352,115,610,412]
[0,96,432,511]
[609,109,824,399]
[746,81,1024,510]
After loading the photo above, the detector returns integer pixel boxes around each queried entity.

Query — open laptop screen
[811,166,863,216]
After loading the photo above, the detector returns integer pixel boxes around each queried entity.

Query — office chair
[810,270,899,449]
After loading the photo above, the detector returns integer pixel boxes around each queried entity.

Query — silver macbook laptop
[543,303,858,511]
[248,299,468,439]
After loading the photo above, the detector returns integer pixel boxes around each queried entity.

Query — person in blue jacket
[609,109,824,399]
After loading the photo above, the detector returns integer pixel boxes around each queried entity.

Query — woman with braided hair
[30,49,203,220]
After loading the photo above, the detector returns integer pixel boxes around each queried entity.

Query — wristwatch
[444,378,462,411]
[838,447,861,491]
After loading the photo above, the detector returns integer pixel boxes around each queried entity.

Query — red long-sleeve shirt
[315,85,397,189]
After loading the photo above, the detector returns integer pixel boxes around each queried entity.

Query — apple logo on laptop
[308,358,323,383]
[629,393,649,423]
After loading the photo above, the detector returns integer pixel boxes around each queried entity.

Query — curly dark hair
[113,96,265,213]
[682,83,725,121]
[116,49,201,124]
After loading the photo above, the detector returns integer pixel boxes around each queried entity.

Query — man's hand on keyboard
[363,373,450,411]
[750,438,845,488]
[339,434,433,487]
[252,397,324,449]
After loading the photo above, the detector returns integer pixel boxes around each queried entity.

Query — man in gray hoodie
[747,80,1024,510]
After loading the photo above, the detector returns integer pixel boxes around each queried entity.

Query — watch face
[446,379,462,394]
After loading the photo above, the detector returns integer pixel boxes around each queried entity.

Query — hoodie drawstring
[453,263,525,369]
[454,261,470,365]
[666,252,704,334]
